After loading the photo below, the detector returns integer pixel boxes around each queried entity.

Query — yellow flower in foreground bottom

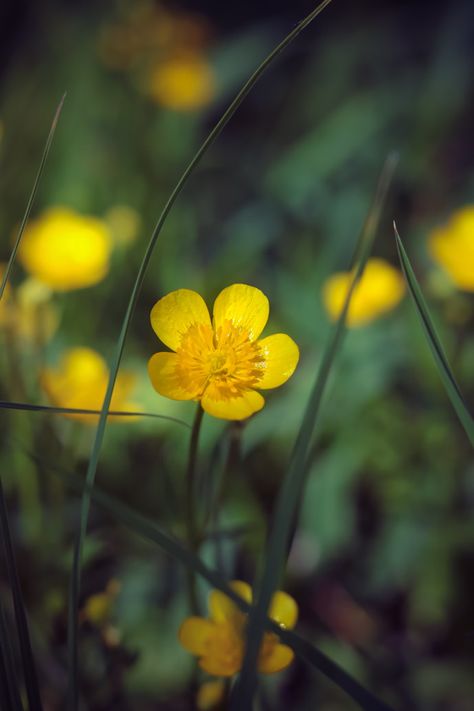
[18,207,112,291]
[179,581,298,677]
[323,258,405,327]
[148,54,215,110]
[428,206,474,291]
[41,347,137,423]
[148,284,299,420]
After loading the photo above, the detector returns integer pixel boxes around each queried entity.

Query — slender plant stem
[185,404,204,614]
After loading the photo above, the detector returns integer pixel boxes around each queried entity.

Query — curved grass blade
[0,400,190,429]
[394,224,474,447]
[66,2,335,707]
[41,455,393,711]
[0,599,24,711]
[0,94,66,300]
[0,476,42,710]
[232,153,399,709]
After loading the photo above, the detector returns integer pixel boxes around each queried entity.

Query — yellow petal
[256,334,299,389]
[179,617,215,655]
[201,384,264,421]
[150,289,211,351]
[213,284,269,342]
[148,352,199,400]
[269,591,298,629]
[209,581,252,623]
[199,656,240,677]
[258,643,294,674]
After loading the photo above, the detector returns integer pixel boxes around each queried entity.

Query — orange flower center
[175,319,265,398]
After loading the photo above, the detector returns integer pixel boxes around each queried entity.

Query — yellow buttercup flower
[18,207,112,291]
[428,206,474,292]
[148,53,215,111]
[179,581,298,677]
[148,284,299,420]
[40,347,138,423]
[323,258,405,327]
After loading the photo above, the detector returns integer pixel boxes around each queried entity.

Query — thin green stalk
[0,599,24,711]
[231,153,398,709]
[394,224,474,446]
[0,95,65,300]
[66,3,334,707]
[0,475,43,710]
[0,400,190,428]
[185,404,205,614]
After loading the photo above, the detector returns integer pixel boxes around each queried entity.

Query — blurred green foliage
[0,1,473,708]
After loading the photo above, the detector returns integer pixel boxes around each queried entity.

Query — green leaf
[0,400,190,429]
[66,1,336,707]
[232,153,399,709]
[394,224,474,447]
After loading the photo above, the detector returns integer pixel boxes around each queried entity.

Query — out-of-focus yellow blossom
[105,205,141,247]
[323,258,405,327]
[179,581,298,677]
[148,284,299,420]
[428,206,474,292]
[18,207,112,291]
[40,347,138,423]
[196,680,226,710]
[81,580,121,626]
[148,53,215,111]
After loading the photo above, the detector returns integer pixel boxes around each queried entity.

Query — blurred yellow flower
[323,258,405,327]
[41,347,138,423]
[196,680,226,710]
[18,207,112,291]
[81,579,121,627]
[428,206,474,292]
[148,284,299,420]
[148,54,215,111]
[99,1,212,71]
[105,205,141,247]
[179,581,297,677]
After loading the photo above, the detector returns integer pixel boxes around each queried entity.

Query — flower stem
[185,403,204,614]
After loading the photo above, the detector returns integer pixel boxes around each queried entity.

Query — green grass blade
[232,153,399,709]
[39,454,392,711]
[0,476,43,710]
[394,224,474,447]
[0,94,66,300]
[66,2,335,707]
[0,400,190,428]
[0,599,24,711]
